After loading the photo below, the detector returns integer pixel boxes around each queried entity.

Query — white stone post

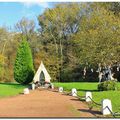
[51,83,54,89]
[59,87,63,93]
[71,88,77,96]
[85,91,92,102]
[23,88,29,94]
[32,83,35,90]
[102,99,112,115]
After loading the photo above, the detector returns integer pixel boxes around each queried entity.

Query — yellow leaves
[71,3,120,65]
[42,3,82,29]
[0,54,5,76]
[88,29,98,36]
[0,54,5,64]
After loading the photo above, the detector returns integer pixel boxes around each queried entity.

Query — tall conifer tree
[14,37,34,84]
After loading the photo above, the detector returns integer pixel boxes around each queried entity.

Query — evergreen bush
[98,80,117,91]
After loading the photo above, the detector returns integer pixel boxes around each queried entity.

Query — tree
[14,37,34,84]
[38,3,85,81]
[0,54,5,81]
[72,4,120,65]
[70,3,120,82]
[15,17,35,42]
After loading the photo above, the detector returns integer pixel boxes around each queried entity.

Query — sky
[0,2,55,30]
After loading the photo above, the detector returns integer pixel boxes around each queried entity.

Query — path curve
[0,89,97,117]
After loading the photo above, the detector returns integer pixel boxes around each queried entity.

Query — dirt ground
[0,88,101,118]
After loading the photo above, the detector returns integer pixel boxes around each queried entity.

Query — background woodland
[0,2,120,82]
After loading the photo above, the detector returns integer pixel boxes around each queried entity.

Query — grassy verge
[0,83,28,98]
[54,82,120,113]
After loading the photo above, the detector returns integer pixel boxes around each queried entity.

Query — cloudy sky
[0,2,55,29]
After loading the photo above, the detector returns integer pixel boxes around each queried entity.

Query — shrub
[14,38,34,84]
[98,80,117,91]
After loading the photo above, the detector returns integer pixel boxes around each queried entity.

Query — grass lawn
[54,82,120,113]
[0,83,28,98]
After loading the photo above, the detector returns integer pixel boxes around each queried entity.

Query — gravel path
[0,89,97,118]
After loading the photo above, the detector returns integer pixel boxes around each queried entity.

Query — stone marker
[59,87,63,92]
[44,83,50,88]
[85,91,92,102]
[71,88,77,96]
[102,99,112,115]
[51,83,54,89]
[32,83,35,90]
[23,88,29,94]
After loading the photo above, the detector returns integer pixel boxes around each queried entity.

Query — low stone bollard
[32,83,35,90]
[59,87,63,93]
[44,83,50,88]
[23,88,29,94]
[85,91,92,102]
[51,83,54,89]
[71,88,77,96]
[102,99,112,115]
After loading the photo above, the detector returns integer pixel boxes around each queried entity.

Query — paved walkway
[0,89,98,118]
